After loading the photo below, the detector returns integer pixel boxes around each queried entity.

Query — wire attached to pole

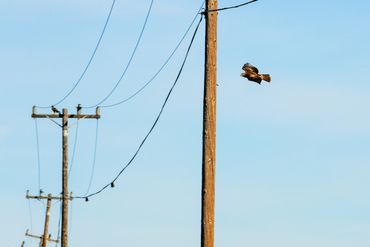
[96,0,206,109]
[201,0,258,14]
[84,120,100,196]
[55,202,62,247]
[75,15,204,201]
[69,119,79,177]
[27,199,34,236]
[34,119,42,193]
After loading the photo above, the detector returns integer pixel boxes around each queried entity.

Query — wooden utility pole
[32,105,101,247]
[62,108,69,247]
[41,194,52,247]
[25,192,60,247]
[201,1,218,247]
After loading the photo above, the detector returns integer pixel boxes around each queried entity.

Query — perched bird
[77,104,82,113]
[51,105,60,114]
[241,63,271,84]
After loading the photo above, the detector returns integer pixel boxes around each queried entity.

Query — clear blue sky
[1,0,370,246]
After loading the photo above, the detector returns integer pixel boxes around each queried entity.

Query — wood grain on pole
[42,194,52,247]
[201,1,217,247]
[62,108,68,247]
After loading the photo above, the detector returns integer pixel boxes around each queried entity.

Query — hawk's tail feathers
[260,74,271,82]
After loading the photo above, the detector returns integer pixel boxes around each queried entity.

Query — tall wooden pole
[201,1,217,247]
[62,108,69,247]
[41,194,52,247]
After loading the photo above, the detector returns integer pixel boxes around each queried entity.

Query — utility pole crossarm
[25,230,42,240]
[31,113,100,119]
[25,194,59,247]
[26,194,61,200]
[32,106,101,119]
[25,230,59,243]
[32,114,100,119]
[26,191,73,201]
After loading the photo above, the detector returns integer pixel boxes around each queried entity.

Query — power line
[84,120,100,196]
[85,0,155,108]
[69,120,80,177]
[34,119,41,193]
[55,203,62,247]
[27,199,34,236]
[97,1,206,109]
[69,200,73,247]
[36,0,117,109]
[74,15,204,201]
[203,0,258,13]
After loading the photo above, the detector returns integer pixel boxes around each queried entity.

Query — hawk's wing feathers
[242,63,259,74]
[241,63,271,84]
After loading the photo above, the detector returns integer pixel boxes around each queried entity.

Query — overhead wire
[69,200,73,247]
[69,120,80,177]
[203,0,258,13]
[45,116,63,128]
[98,0,206,108]
[34,119,42,193]
[36,0,117,109]
[55,203,62,247]
[84,120,100,196]
[84,0,155,109]
[74,14,204,200]
[27,200,33,237]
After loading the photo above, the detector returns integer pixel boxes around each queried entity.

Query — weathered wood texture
[201,1,218,247]
[62,108,68,247]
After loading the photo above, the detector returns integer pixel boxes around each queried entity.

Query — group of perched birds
[241,63,271,84]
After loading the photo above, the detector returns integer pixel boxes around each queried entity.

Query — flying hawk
[241,63,271,84]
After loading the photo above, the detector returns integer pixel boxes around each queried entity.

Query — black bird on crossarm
[51,105,60,114]
[241,63,271,84]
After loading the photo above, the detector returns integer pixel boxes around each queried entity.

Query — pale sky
[1,0,370,246]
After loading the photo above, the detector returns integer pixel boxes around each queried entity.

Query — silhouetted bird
[51,105,60,114]
[241,63,271,84]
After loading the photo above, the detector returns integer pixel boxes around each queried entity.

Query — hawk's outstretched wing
[242,63,259,74]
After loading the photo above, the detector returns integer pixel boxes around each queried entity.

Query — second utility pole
[26,192,60,247]
[32,106,101,247]
[42,195,52,247]
[201,1,217,247]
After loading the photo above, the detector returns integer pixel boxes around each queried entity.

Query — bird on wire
[241,63,271,84]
